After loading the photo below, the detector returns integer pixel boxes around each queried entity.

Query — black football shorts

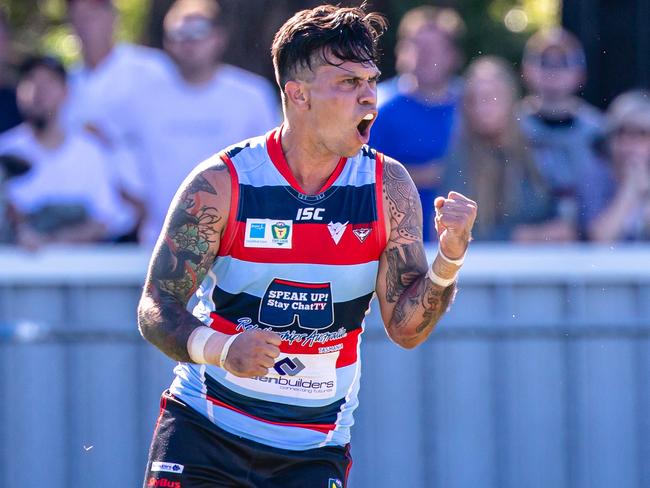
[143,391,352,488]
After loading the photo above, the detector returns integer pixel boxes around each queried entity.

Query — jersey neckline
[266,126,348,196]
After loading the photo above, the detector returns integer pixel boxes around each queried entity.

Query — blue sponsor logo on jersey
[259,278,334,330]
[249,222,266,239]
[273,357,306,376]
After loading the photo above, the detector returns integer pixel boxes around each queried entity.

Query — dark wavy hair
[271,4,387,91]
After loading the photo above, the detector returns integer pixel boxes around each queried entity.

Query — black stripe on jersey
[225,141,251,159]
[237,183,377,223]
[212,286,373,334]
[205,373,345,425]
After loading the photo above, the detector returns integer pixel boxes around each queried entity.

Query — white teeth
[363,113,374,120]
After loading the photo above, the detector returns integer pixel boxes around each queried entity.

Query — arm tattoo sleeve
[382,160,456,342]
[383,161,422,242]
[138,168,226,362]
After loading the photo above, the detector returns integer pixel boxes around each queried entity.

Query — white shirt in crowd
[0,124,131,238]
[63,43,169,138]
[118,61,280,245]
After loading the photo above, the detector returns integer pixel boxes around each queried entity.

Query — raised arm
[137,157,281,375]
[375,157,477,349]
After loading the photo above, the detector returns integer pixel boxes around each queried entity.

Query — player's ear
[284,80,310,110]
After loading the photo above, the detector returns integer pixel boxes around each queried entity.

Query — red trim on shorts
[206,394,335,434]
[374,151,388,251]
[151,394,168,437]
[217,152,240,256]
[266,126,347,195]
[344,444,353,485]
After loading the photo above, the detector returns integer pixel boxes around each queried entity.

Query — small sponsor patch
[151,462,184,474]
[244,219,292,248]
[328,478,343,488]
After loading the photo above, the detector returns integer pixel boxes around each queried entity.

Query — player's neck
[280,123,341,195]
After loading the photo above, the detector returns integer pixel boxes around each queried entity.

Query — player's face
[302,59,379,157]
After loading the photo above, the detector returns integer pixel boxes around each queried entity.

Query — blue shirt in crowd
[370,87,460,241]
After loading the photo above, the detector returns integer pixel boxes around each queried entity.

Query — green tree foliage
[2,0,149,64]
[2,0,557,73]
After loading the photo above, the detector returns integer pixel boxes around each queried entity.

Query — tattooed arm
[375,157,477,349]
[137,158,230,362]
[137,157,281,375]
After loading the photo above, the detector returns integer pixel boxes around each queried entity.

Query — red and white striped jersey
[170,126,387,450]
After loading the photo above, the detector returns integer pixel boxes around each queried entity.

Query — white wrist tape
[426,267,457,288]
[219,333,241,369]
[438,246,466,266]
[187,326,216,364]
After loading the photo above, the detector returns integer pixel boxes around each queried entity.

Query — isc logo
[296,207,325,221]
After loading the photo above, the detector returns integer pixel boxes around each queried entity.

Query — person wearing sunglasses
[519,27,606,240]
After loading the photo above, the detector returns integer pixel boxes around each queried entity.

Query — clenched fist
[434,191,478,259]
[206,329,281,378]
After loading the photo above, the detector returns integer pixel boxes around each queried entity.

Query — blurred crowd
[1,0,649,249]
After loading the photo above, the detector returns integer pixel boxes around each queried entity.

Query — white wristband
[426,267,457,288]
[219,333,241,369]
[187,326,216,364]
[438,246,466,266]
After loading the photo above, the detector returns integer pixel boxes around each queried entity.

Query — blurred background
[0,0,649,487]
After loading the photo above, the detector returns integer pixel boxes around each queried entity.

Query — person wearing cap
[0,56,131,248]
[115,0,279,245]
[520,27,606,239]
[370,6,465,242]
[587,90,650,241]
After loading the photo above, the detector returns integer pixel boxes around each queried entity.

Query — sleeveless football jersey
[170,127,387,450]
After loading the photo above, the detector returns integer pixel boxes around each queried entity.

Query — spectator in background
[520,27,605,237]
[588,91,650,242]
[118,0,279,245]
[0,56,129,248]
[443,57,562,241]
[0,9,22,135]
[370,6,465,241]
[63,0,168,139]
[63,0,171,240]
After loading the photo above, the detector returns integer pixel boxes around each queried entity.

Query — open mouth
[356,113,375,139]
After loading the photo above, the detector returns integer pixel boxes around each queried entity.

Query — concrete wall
[0,244,648,488]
